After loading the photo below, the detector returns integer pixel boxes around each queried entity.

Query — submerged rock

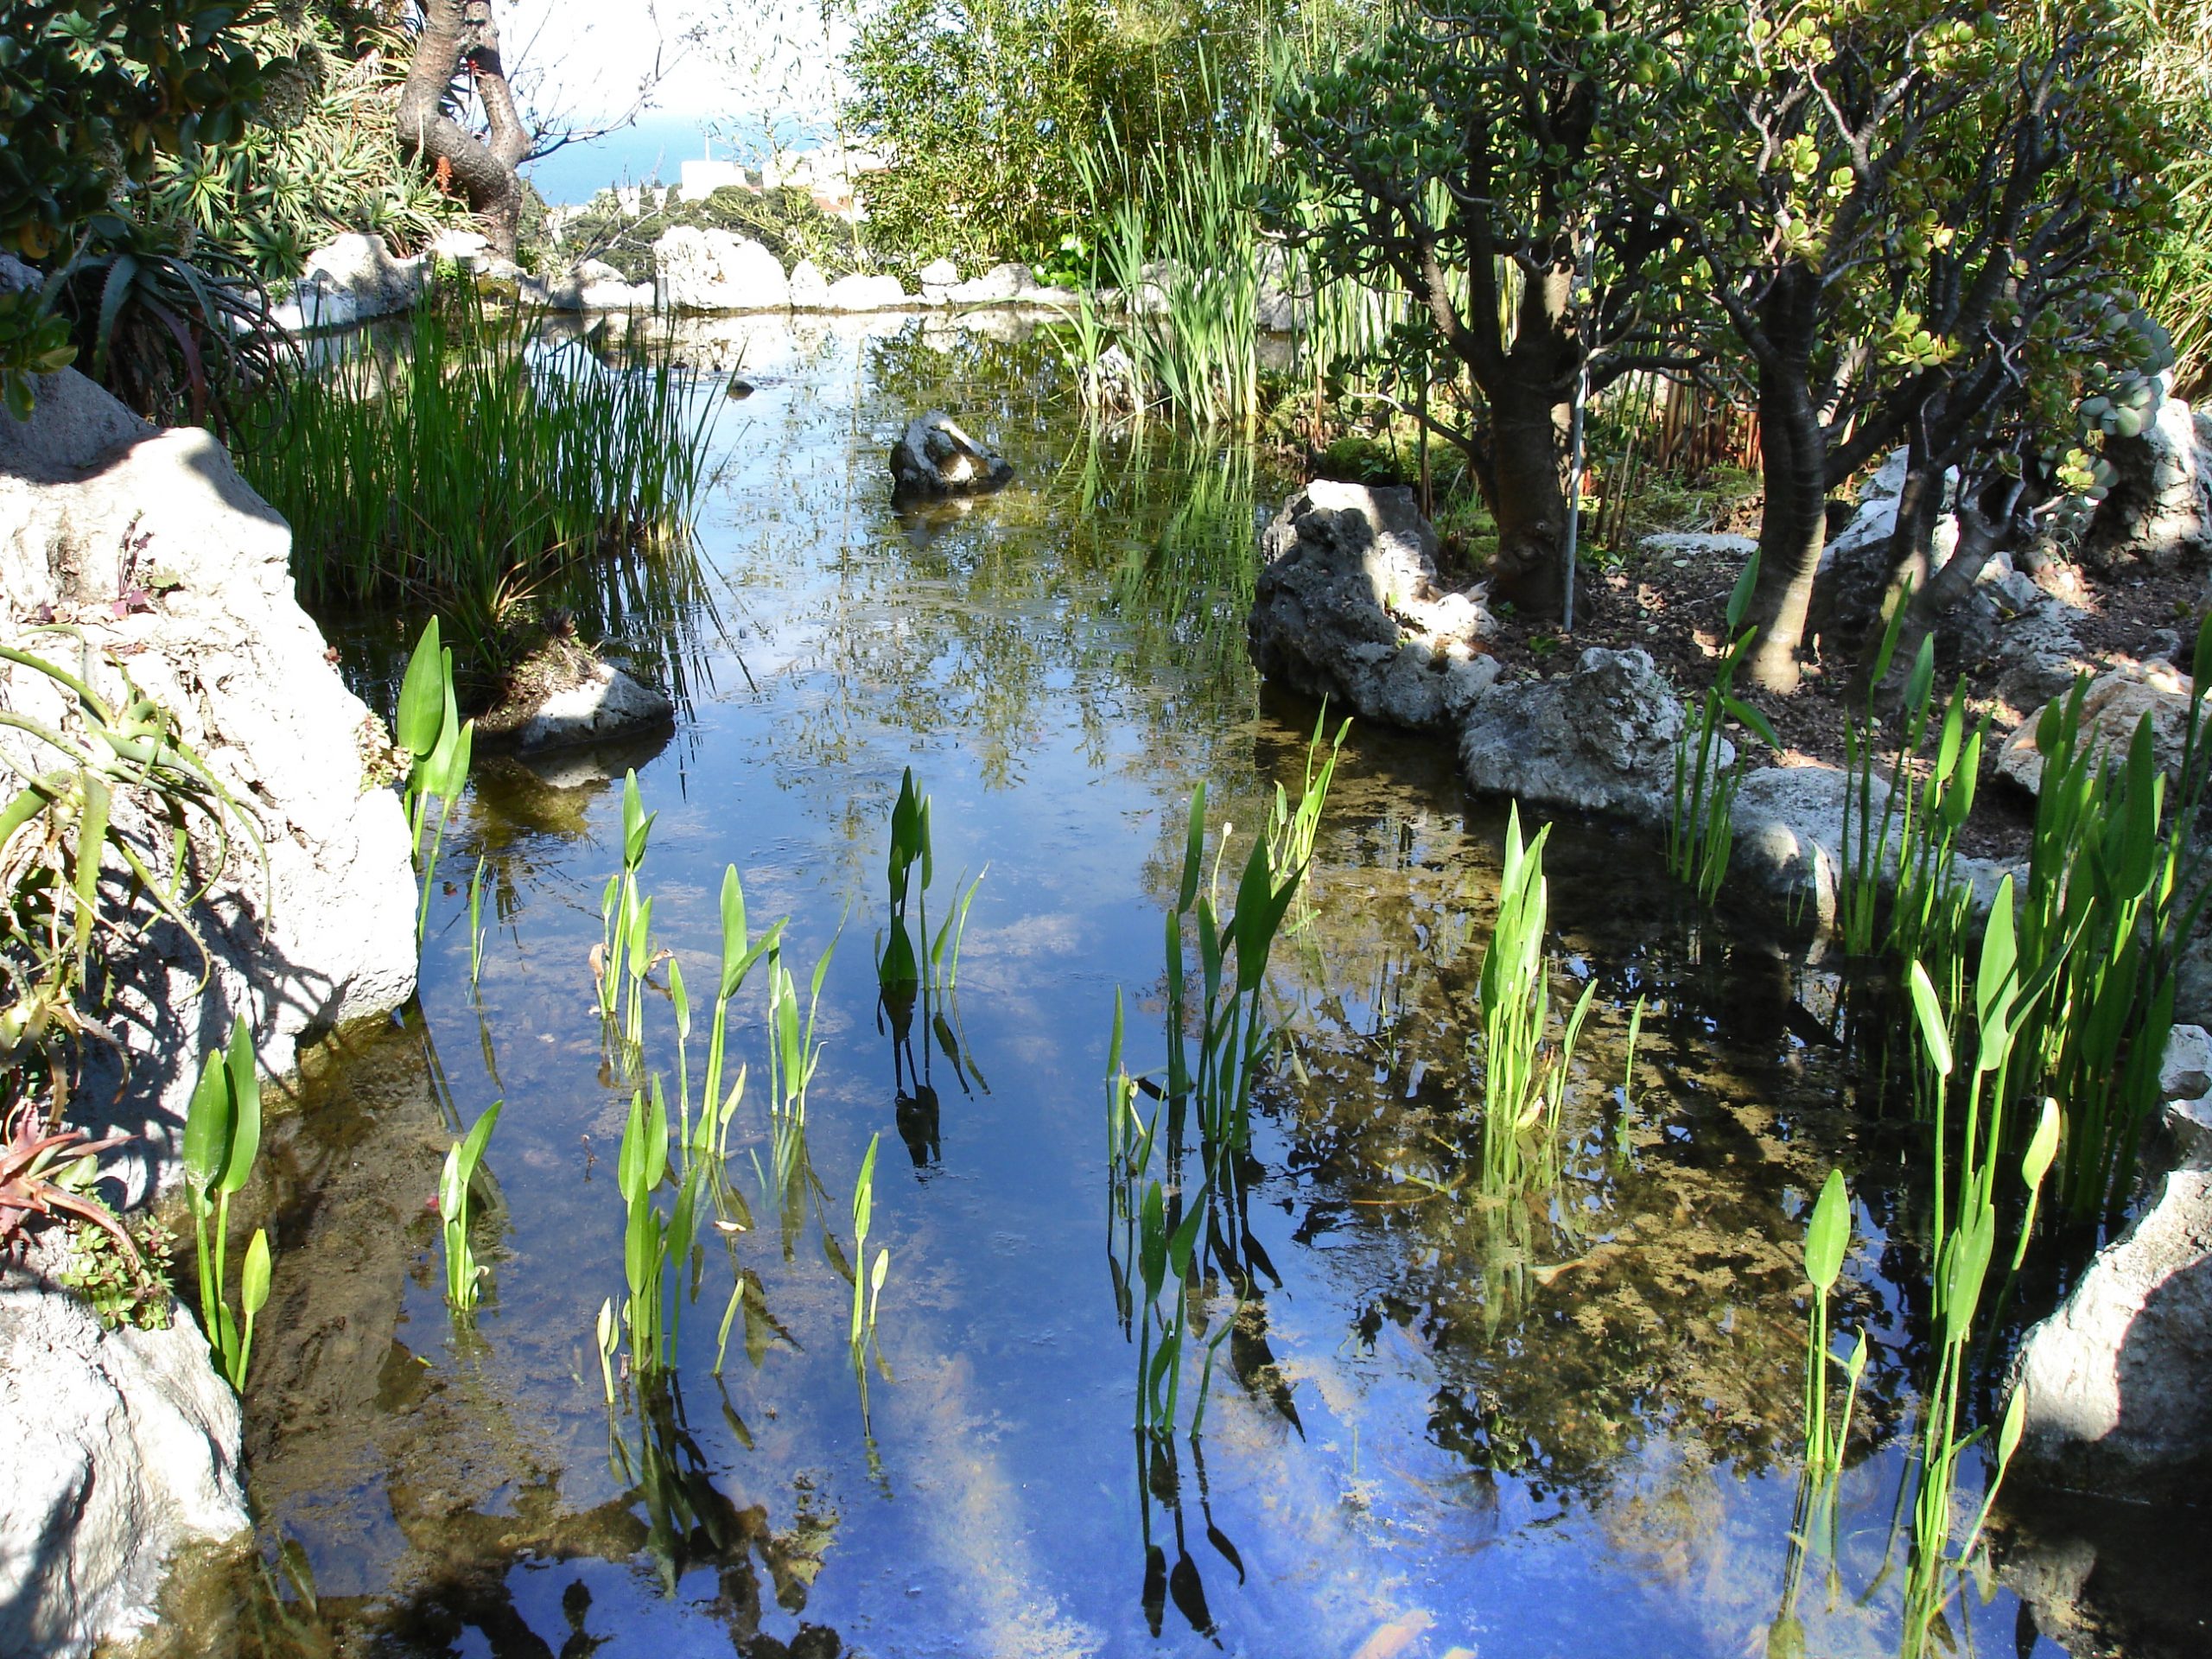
[888,410,1015,501]
[476,636,676,753]
[1248,480,1496,732]
[1458,647,1692,823]
[2011,1026,2212,1504]
[0,1268,248,1657]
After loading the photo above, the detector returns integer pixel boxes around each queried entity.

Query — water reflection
[131,315,2172,1658]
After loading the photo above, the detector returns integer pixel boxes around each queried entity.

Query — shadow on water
[130,315,2206,1659]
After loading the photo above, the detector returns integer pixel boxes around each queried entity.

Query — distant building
[678,159,755,202]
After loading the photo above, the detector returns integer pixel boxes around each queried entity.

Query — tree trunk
[1474,264,1575,621]
[1484,376,1571,620]
[399,0,531,259]
[1744,272,1827,692]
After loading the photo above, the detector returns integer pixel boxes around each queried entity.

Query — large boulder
[2085,395,2212,575]
[1458,647,1693,823]
[888,410,1014,502]
[823,273,911,312]
[652,226,790,312]
[0,1273,247,1657]
[788,258,831,309]
[271,232,425,332]
[948,263,1033,305]
[573,258,653,311]
[1248,481,1496,732]
[1997,660,2196,795]
[0,362,416,1644]
[917,257,960,303]
[2010,1027,2212,1504]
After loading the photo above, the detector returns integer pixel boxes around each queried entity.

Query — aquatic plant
[616,1081,674,1375]
[1894,895,2059,1654]
[2011,622,2212,1219]
[466,855,489,988]
[875,767,984,1003]
[848,1132,890,1358]
[438,1100,502,1313]
[596,770,658,1033]
[238,282,721,677]
[1665,554,1775,902]
[181,1014,272,1392]
[1798,1170,1865,1482]
[395,618,475,947]
[1472,806,1599,1188]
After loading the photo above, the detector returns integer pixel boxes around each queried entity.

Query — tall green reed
[1666,555,1776,901]
[1108,717,1345,1444]
[239,282,721,656]
[1473,806,1599,1190]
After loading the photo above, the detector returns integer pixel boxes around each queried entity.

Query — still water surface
[145,314,2156,1658]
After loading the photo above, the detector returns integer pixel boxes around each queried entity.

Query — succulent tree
[1271,0,1710,620]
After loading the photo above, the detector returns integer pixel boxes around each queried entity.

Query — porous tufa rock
[888,410,1015,501]
[823,273,912,312]
[652,226,790,313]
[2010,1030,2212,1505]
[1248,480,1497,732]
[0,1276,248,1657]
[1457,647,1699,823]
[1997,660,2196,795]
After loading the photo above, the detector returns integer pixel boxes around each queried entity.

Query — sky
[502,0,855,200]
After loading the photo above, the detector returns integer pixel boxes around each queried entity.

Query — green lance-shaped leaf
[868,1247,889,1331]
[442,1099,502,1224]
[718,865,748,990]
[1974,877,2018,1054]
[182,1040,235,1194]
[2023,1096,2062,1194]
[853,1132,880,1242]
[1166,1185,1205,1281]
[216,1015,260,1197]
[240,1228,272,1319]
[1995,1380,2026,1470]
[1138,1180,1167,1301]
[1942,1202,1997,1346]
[1908,961,1955,1078]
[1803,1170,1851,1293]
[396,617,447,760]
[620,769,656,869]
[1720,693,1779,750]
[1176,783,1207,915]
[1903,633,1936,721]
[1726,549,1761,632]
[668,957,690,1045]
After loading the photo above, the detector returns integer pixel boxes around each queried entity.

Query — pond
[139,312,2193,1659]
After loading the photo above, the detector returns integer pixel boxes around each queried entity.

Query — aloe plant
[181,1014,272,1392]
[439,1100,501,1313]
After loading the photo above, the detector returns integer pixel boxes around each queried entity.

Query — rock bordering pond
[1,353,421,1650]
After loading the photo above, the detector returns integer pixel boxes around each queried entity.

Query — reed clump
[238,283,719,671]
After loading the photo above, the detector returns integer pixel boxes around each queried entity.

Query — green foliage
[393,619,476,948]
[1667,553,1778,901]
[60,1211,174,1332]
[146,9,461,282]
[0,636,259,1120]
[238,283,720,678]
[841,0,1289,269]
[0,2,282,265]
[439,1100,501,1312]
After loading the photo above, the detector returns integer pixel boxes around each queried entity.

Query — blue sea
[523,113,840,205]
